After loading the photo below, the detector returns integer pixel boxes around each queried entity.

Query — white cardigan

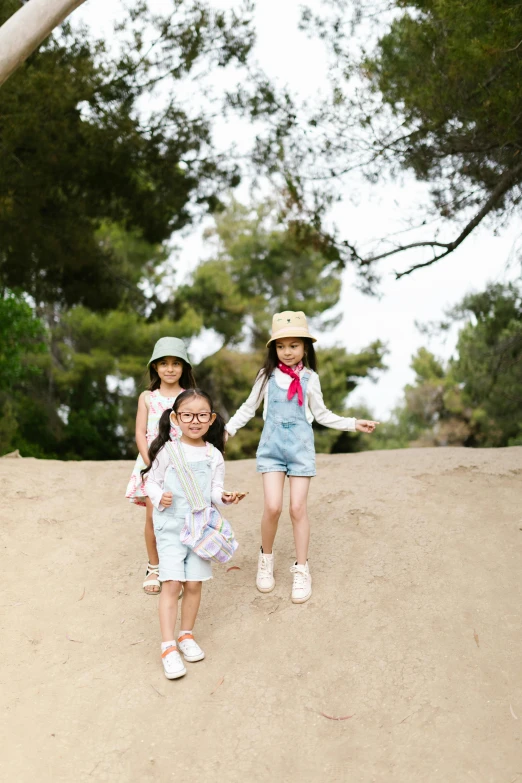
[225,367,356,436]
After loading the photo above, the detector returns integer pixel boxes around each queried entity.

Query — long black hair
[141,389,226,478]
[257,337,317,400]
[148,357,196,392]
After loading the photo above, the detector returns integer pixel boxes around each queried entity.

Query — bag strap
[164,439,207,511]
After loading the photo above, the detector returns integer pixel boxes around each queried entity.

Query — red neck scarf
[278,361,304,406]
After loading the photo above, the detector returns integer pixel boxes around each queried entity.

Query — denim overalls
[256,371,316,477]
[153,445,213,582]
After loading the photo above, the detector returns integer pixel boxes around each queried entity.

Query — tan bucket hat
[266,311,317,346]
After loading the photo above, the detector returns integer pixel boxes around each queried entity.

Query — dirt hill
[1,447,521,782]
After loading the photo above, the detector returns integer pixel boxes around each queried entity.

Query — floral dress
[125,389,181,507]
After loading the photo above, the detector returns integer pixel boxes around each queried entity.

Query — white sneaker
[161,645,187,679]
[177,633,205,662]
[290,562,312,604]
[256,548,275,593]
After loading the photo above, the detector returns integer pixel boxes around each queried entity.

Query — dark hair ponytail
[205,410,226,455]
[141,408,172,479]
[141,389,226,478]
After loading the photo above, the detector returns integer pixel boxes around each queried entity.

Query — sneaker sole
[291,589,312,604]
[256,582,275,593]
[164,667,187,679]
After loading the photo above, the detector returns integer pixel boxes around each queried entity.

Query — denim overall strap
[266,370,312,424]
[164,440,213,512]
[162,442,238,563]
[256,370,316,476]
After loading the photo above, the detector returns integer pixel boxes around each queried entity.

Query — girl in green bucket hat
[125,337,196,594]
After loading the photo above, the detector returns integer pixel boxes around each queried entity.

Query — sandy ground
[1,447,522,783]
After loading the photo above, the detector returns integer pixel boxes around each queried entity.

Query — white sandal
[142,564,184,598]
[143,563,161,595]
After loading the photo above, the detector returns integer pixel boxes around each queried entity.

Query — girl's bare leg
[143,498,160,593]
[159,580,182,641]
[288,476,312,565]
[260,471,286,554]
[180,581,203,631]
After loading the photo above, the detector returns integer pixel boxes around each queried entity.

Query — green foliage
[0,292,45,390]
[196,348,265,459]
[2,305,203,459]
[364,406,418,452]
[166,200,388,459]
[182,204,388,456]
[377,282,522,449]
[410,348,445,384]
[175,200,344,347]
[312,343,388,453]
[451,283,522,446]
[0,5,390,461]
[0,0,253,308]
[250,0,522,280]
[0,292,46,454]
[366,0,522,208]
[196,341,388,459]
[1,201,387,460]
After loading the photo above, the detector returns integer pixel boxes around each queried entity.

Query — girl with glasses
[142,389,244,680]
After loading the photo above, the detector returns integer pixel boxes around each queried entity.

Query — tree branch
[0,0,86,86]
[349,160,522,278]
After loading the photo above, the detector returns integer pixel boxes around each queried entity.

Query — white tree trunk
[0,0,87,87]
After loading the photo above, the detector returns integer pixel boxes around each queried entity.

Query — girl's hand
[224,430,230,443]
[222,491,247,505]
[161,492,173,507]
[355,419,380,434]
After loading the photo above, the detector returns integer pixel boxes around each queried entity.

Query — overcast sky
[77,0,521,418]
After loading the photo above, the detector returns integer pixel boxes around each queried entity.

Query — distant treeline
[1,0,520,459]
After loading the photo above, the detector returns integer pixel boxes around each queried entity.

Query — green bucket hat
[147,337,191,368]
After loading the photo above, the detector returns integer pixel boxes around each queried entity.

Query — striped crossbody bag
[164,439,238,564]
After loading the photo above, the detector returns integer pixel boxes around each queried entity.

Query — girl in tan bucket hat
[225,310,379,604]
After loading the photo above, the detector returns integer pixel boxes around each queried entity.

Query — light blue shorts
[153,511,212,582]
[256,421,316,477]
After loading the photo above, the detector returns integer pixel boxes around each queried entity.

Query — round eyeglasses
[176,411,214,424]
